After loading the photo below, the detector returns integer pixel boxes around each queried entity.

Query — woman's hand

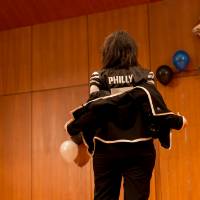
[74,143,91,167]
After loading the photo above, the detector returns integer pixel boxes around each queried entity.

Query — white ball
[60,140,78,163]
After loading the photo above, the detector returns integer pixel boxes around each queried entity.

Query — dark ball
[156,65,173,85]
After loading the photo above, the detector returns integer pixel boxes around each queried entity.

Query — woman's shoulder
[129,66,155,84]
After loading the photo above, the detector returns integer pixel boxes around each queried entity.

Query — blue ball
[172,50,190,71]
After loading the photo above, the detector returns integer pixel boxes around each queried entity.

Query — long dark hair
[101,31,139,69]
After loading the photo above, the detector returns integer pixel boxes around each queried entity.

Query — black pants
[93,140,156,200]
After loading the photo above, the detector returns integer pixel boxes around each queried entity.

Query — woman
[90,31,157,200]
[66,31,187,200]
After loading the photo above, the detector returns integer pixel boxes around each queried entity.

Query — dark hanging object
[156,65,174,85]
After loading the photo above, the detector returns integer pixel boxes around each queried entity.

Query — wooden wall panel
[88,5,150,74]
[32,86,92,200]
[0,94,31,200]
[32,16,89,91]
[149,0,200,199]
[0,27,31,95]
[154,77,200,200]
[149,0,200,71]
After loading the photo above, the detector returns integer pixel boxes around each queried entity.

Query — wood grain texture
[149,1,200,199]
[0,27,31,95]
[155,76,200,200]
[32,16,88,91]
[149,0,200,72]
[32,86,92,200]
[88,5,151,74]
[0,93,31,200]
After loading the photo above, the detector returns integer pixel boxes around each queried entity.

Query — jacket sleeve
[159,114,184,130]
[67,111,96,136]
[87,90,111,101]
